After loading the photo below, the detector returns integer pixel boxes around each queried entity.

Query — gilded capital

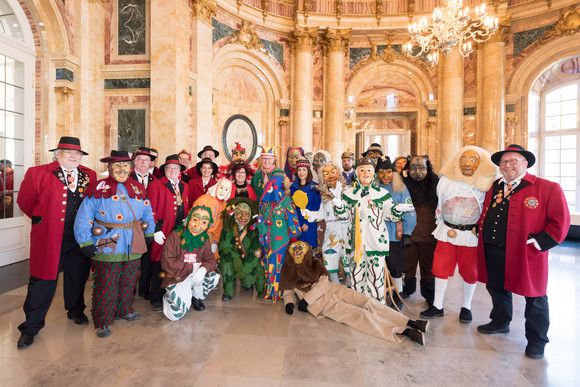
[291,26,319,54]
[322,28,351,55]
[193,0,217,24]
[486,14,511,44]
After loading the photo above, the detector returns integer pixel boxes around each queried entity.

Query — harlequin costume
[420,147,496,322]
[257,171,301,301]
[251,146,284,199]
[16,137,96,348]
[74,151,155,336]
[280,241,428,345]
[477,145,570,359]
[160,206,220,321]
[334,159,406,302]
[218,198,265,300]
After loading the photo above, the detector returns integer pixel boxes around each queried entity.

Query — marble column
[150,0,200,159]
[437,48,463,168]
[322,28,350,162]
[479,17,510,154]
[291,26,318,152]
[191,0,217,160]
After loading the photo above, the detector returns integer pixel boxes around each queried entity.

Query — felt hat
[134,147,157,161]
[375,155,393,171]
[160,154,186,172]
[100,150,135,163]
[49,136,88,155]
[361,143,383,157]
[356,157,376,169]
[197,145,220,159]
[195,157,218,176]
[491,144,536,168]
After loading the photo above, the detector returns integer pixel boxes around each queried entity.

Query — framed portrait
[222,114,258,162]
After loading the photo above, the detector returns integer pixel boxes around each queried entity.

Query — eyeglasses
[499,158,525,166]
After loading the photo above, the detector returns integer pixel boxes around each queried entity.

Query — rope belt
[95,219,140,230]
[444,220,477,231]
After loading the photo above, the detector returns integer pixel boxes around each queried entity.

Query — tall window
[531,81,580,213]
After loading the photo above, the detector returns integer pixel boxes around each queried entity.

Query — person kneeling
[280,241,429,346]
[160,206,220,321]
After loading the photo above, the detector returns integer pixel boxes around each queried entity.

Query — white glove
[211,242,218,253]
[301,208,311,220]
[329,181,343,208]
[394,203,415,213]
[192,266,207,286]
[527,238,541,251]
[154,231,166,245]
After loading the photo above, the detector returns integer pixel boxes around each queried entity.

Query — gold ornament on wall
[304,0,311,23]
[192,0,217,24]
[376,0,383,26]
[226,21,267,53]
[262,0,270,23]
[336,0,343,26]
[543,5,580,40]
[380,34,397,63]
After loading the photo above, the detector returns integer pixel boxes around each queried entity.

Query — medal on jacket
[176,194,183,206]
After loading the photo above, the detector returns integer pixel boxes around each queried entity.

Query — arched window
[529,66,580,213]
[0,0,35,266]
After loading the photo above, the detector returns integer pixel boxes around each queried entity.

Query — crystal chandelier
[403,0,499,66]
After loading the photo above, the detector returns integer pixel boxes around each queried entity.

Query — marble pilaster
[322,28,350,162]
[150,0,196,158]
[437,48,463,168]
[290,26,318,152]
[478,17,510,154]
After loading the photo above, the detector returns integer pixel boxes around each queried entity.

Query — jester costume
[160,206,220,321]
[218,198,265,299]
[74,175,155,329]
[257,172,301,301]
[335,169,404,302]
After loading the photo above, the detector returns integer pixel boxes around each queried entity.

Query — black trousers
[18,239,90,335]
[386,241,405,278]
[484,243,550,351]
[139,250,164,304]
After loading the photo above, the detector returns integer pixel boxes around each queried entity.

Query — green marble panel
[513,24,554,58]
[118,0,146,55]
[117,109,146,152]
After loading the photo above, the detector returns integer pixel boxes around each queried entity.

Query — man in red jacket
[16,137,97,349]
[477,144,570,360]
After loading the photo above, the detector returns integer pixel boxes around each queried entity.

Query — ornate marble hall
[0,0,579,385]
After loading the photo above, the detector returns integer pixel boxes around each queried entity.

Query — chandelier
[403,0,498,66]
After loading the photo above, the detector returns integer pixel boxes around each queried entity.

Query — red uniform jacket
[17,161,96,280]
[188,176,216,205]
[148,177,190,262]
[477,173,570,297]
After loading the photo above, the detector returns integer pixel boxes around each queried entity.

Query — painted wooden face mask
[288,241,311,264]
[460,150,480,177]
[188,208,211,235]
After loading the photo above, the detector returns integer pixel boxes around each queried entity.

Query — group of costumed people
[15,134,570,359]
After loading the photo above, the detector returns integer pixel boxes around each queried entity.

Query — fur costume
[422,147,498,320]
[281,242,427,344]
[402,156,439,304]
[218,198,265,299]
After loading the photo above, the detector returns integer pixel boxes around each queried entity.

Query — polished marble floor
[1,242,579,386]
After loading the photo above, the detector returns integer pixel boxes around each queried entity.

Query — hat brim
[197,148,220,158]
[49,146,89,156]
[100,155,136,163]
[135,151,157,161]
[161,161,186,172]
[491,150,535,168]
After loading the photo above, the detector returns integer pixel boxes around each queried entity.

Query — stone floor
[0,241,578,386]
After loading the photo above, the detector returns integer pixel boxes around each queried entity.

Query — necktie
[139,173,147,188]
[66,170,75,191]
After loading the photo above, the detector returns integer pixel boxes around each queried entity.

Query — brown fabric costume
[281,242,409,343]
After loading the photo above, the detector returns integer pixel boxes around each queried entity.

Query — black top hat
[375,155,393,171]
[491,144,536,168]
[160,154,186,172]
[197,145,220,159]
[196,157,218,177]
[361,143,383,157]
[100,150,136,163]
[134,147,157,161]
[49,136,89,155]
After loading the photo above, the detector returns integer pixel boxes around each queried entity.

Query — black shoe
[222,295,232,302]
[477,321,510,334]
[459,307,472,323]
[192,297,205,311]
[152,301,163,312]
[525,346,544,359]
[17,333,35,349]
[420,305,444,319]
[400,328,425,346]
[69,313,89,325]
[408,320,430,334]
